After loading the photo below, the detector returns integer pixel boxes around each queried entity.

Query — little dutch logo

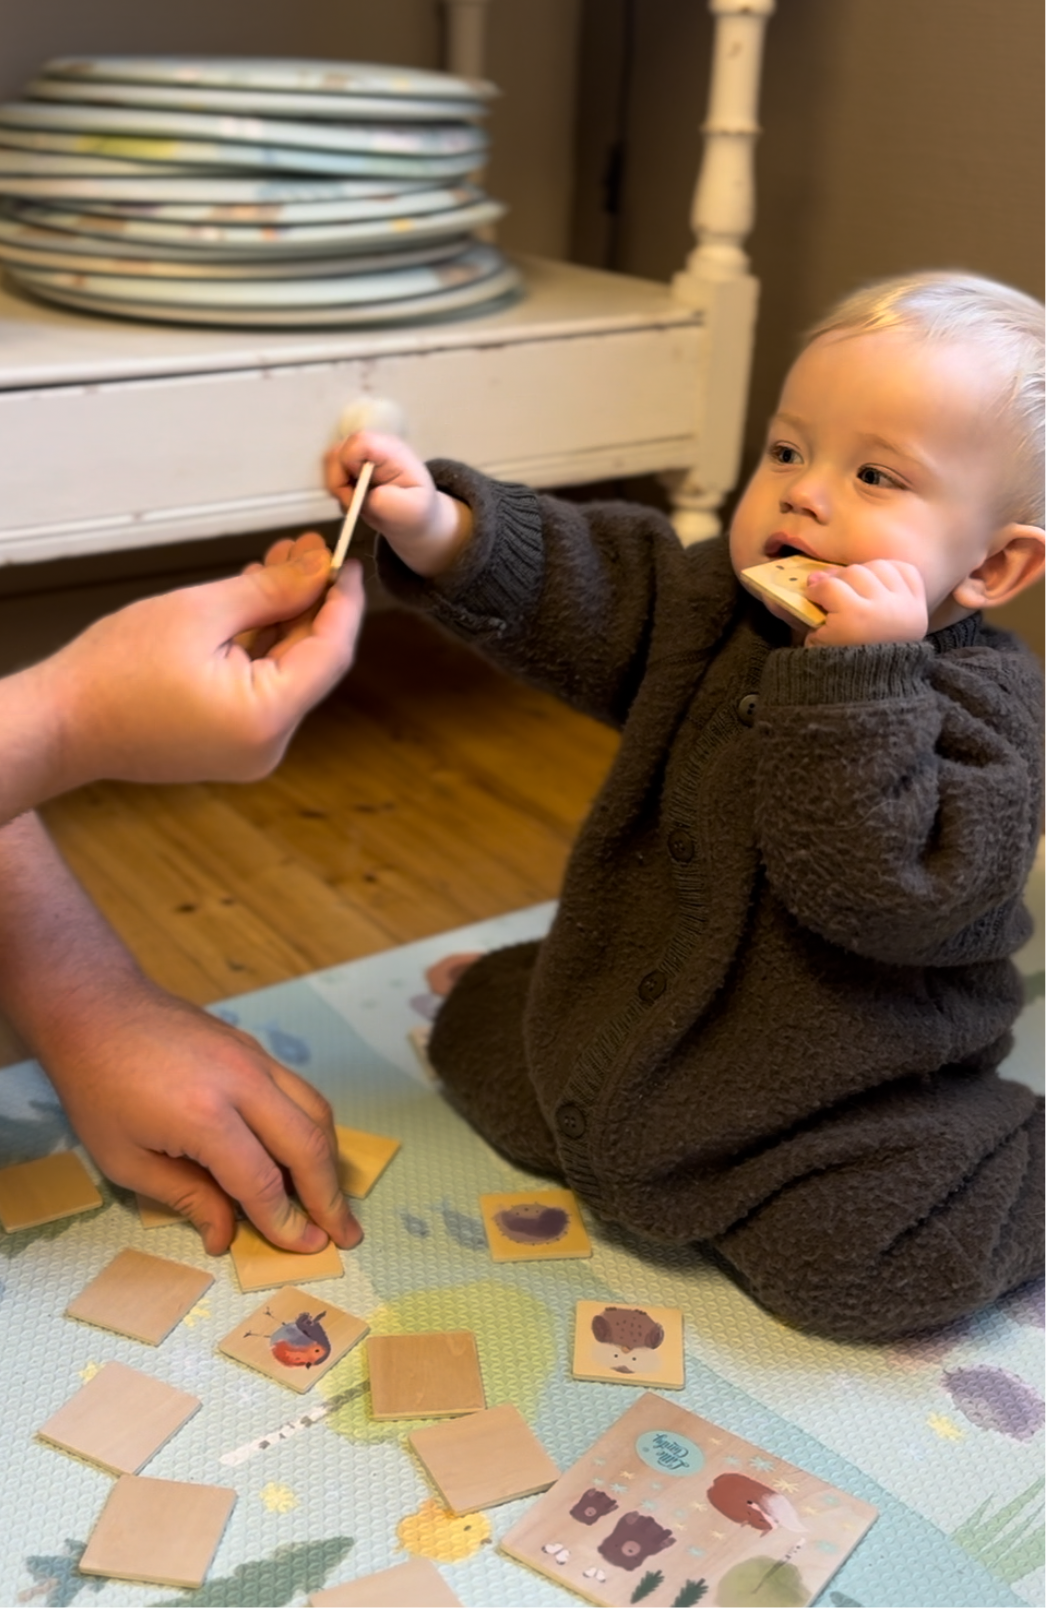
[636,1429,704,1476]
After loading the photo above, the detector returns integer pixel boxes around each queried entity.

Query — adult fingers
[122,1153,239,1257]
[196,1105,338,1252]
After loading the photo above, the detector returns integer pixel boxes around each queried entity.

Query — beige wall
[572,0,1044,657]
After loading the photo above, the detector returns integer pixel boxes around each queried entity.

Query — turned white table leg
[667,0,775,544]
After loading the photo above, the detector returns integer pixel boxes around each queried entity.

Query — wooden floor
[1,609,618,1065]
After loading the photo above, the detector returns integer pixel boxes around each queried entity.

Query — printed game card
[572,1301,684,1389]
[500,1392,877,1607]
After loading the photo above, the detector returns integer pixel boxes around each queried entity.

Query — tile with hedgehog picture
[478,1186,593,1261]
[500,1392,878,1607]
[573,1300,685,1389]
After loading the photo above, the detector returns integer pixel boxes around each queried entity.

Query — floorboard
[0,609,618,1068]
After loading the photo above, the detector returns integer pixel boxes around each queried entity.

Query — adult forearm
[0,811,139,1058]
[0,662,76,825]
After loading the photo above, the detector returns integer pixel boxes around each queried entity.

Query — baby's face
[730,327,1012,633]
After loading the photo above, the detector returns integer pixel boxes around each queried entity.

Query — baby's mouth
[766,535,818,560]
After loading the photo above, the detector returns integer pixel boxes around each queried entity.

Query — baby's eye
[768,442,801,465]
[856,464,900,488]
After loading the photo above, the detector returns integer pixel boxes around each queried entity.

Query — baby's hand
[804,560,928,647]
[326,430,473,577]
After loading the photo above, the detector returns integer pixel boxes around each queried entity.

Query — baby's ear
[952,523,1046,611]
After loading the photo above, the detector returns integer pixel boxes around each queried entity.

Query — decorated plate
[0,173,429,202]
[8,195,504,256]
[9,240,507,308]
[42,56,496,103]
[27,74,485,125]
[0,127,481,180]
[41,181,480,224]
[0,225,468,279]
[0,146,200,177]
[8,260,521,328]
[0,101,488,158]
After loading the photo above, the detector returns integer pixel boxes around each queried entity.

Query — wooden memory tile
[0,1151,102,1231]
[66,1249,213,1345]
[219,1285,368,1393]
[309,1557,462,1607]
[335,1125,401,1199]
[136,1193,184,1230]
[740,554,833,628]
[228,1220,345,1293]
[367,1331,485,1421]
[572,1300,685,1389]
[479,1187,592,1262]
[37,1360,200,1474]
[409,1402,559,1514]
[78,1474,236,1589]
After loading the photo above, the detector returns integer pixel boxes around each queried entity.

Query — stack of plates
[0,56,521,327]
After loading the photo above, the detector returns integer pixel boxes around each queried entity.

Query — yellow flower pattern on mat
[182,1299,211,1329]
[397,1498,490,1562]
[260,1482,300,1513]
[77,1360,101,1383]
[927,1413,965,1441]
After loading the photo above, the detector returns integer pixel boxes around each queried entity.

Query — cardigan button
[667,828,694,862]
[638,970,667,1003]
[736,693,758,726]
[557,1102,587,1139]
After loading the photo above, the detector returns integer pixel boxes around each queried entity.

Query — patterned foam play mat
[1,874,1042,1608]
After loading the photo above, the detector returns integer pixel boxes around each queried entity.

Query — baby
[331,272,1045,1341]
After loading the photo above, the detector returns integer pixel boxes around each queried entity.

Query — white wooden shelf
[0,257,704,563]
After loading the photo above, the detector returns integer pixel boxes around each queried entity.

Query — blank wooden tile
[136,1193,183,1230]
[409,1402,559,1514]
[0,1151,102,1231]
[79,1474,236,1588]
[228,1221,345,1293]
[219,1285,369,1393]
[37,1360,200,1474]
[335,1125,401,1198]
[66,1248,213,1345]
[309,1557,462,1606]
[479,1187,593,1262]
[367,1331,485,1421]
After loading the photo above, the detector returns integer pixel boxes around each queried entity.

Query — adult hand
[38,534,365,798]
[44,979,362,1257]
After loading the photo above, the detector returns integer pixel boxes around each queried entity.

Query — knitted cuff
[375,459,544,638]
[759,640,933,708]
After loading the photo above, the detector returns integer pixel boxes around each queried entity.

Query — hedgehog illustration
[591,1307,665,1375]
[706,1474,806,1534]
[493,1202,570,1244]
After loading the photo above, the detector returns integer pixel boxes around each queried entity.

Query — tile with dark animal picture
[479,1187,592,1262]
[572,1300,684,1389]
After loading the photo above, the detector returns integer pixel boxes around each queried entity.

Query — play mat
[1,867,1042,1608]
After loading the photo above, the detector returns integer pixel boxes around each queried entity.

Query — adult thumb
[210,549,331,639]
[134,1155,239,1256]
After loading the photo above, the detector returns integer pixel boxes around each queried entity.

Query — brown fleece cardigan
[377,462,1044,1342]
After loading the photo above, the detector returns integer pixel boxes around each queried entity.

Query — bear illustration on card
[597,1511,676,1570]
[570,1488,619,1525]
